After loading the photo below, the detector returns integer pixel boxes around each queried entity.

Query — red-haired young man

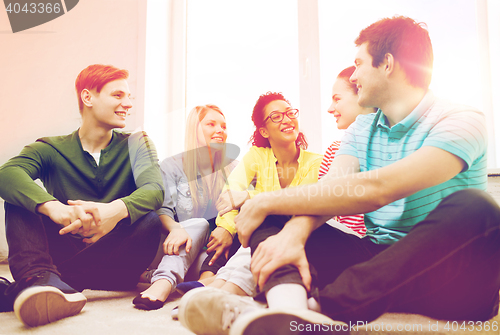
[0,64,164,327]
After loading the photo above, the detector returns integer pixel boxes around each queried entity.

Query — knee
[444,189,500,232]
[195,218,210,236]
[197,218,210,236]
[187,218,209,230]
[181,218,210,238]
[249,215,289,252]
[4,202,45,232]
[136,211,162,235]
[4,202,32,219]
[448,189,500,217]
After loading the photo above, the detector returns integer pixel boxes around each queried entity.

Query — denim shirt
[157,153,236,222]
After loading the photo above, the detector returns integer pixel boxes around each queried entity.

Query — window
[145,0,499,167]
[318,0,499,167]
[186,0,300,159]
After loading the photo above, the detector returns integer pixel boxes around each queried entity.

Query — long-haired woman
[133,104,237,309]
[319,65,377,235]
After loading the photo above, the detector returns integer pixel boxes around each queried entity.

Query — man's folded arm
[0,142,56,213]
[257,146,466,219]
[120,131,165,224]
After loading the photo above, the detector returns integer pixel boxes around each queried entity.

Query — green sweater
[0,130,164,224]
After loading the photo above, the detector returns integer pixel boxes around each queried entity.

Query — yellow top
[216,146,323,236]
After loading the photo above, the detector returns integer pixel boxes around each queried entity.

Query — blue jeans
[250,189,500,322]
[5,203,161,291]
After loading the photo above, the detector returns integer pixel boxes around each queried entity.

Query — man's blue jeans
[5,202,161,291]
[250,189,500,322]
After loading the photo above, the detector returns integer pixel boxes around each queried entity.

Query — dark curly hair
[249,92,308,149]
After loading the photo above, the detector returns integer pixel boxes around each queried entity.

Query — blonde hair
[183,105,228,216]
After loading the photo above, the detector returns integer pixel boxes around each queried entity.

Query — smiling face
[85,79,132,130]
[350,42,388,109]
[197,109,227,147]
[259,99,299,147]
[328,77,371,129]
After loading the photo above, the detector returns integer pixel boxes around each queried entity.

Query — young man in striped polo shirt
[177,16,500,335]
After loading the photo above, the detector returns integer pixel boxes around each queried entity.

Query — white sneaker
[178,287,263,335]
[229,307,348,335]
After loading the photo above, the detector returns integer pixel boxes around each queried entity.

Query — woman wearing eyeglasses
[176,92,322,299]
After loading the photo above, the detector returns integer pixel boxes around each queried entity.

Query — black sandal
[132,293,165,310]
[0,277,13,312]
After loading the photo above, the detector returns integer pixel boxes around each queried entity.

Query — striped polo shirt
[337,91,487,244]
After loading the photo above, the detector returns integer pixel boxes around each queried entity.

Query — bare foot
[220,282,247,296]
[207,279,248,296]
[208,278,226,289]
[199,271,216,285]
[140,279,172,302]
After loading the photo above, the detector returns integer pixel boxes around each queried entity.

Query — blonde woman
[133,105,237,310]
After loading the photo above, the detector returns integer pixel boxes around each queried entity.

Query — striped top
[319,141,366,236]
[337,91,487,244]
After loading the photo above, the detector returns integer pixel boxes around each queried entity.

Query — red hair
[75,64,129,111]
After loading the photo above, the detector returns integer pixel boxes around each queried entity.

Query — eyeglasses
[263,109,299,123]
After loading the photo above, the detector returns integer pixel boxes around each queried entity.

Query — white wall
[0,0,147,261]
